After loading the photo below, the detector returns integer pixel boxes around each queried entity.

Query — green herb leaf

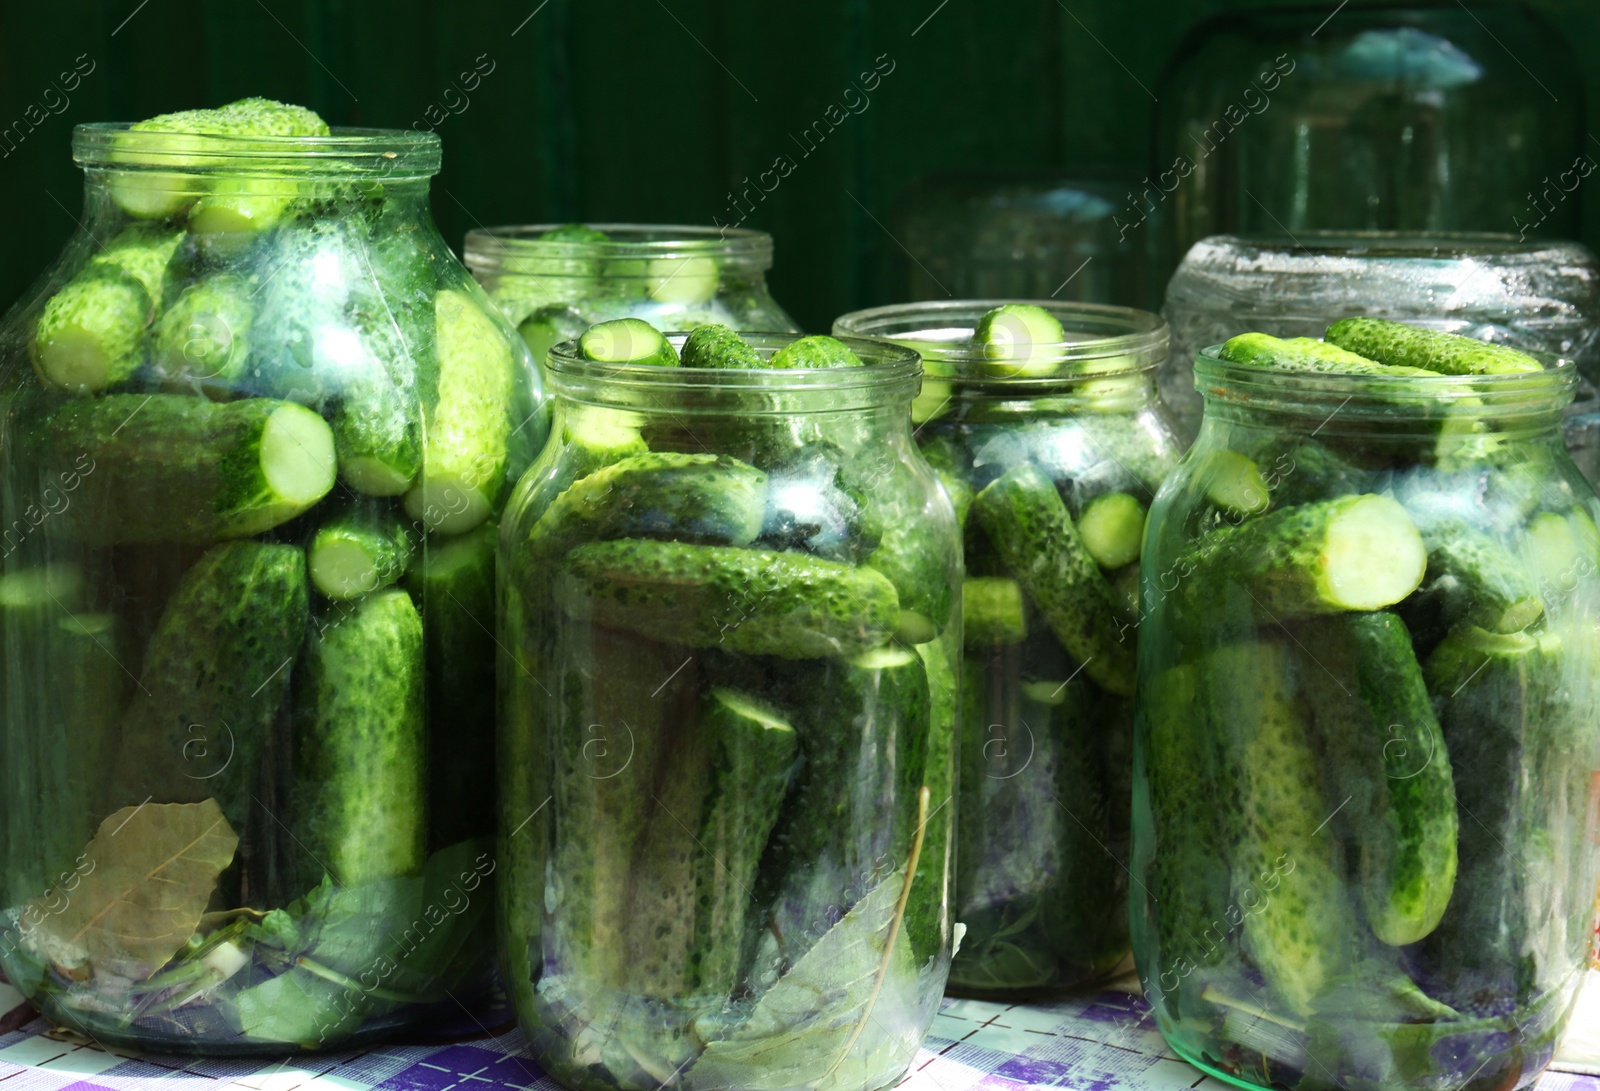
[686,868,922,1091]
[22,799,238,979]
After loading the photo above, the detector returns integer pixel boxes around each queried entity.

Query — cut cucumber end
[261,403,338,508]
[1021,679,1069,706]
[1077,492,1147,569]
[0,563,85,609]
[708,687,794,734]
[405,475,493,536]
[1320,495,1427,610]
[340,455,415,497]
[108,172,196,220]
[309,538,382,600]
[647,256,719,305]
[1200,449,1270,517]
[579,318,677,366]
[851,645,919,671]
[894,610,938,645]
[35,328,119,394]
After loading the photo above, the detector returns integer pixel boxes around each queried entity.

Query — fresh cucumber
[1195,449,1271,519]
[113,542,309,833]
[973,464,1134,696]
[962,577,1027,646]
[406,522,497,849]
[909,638,958,964]
[85,223,184,309]
[1077,491,1146,569]
[558,539,900,659]
[1175,494,1426,625]
[516,304,586,364]
[36,394,337,544]
[768,334,862,370]
[1527,508,1600,600]
[31,269,150,394]
[560,404,648,479]
[1293,612,1458,946]
[524,452,767,568]
[578,318,679,367]
[150,273,255,396]
[681,324,763,370]
[308,504,416,600]
[624,687,796,997]
[1218,332,1438,377]
[1325,318,1542,376]
[1206,640,1354,1017]
[865,518,954,643]
[974,303,1065,378]
[188,177,297,255]
[405,289,516,534]
[295,589,426,887]
[1417,524,1543,634]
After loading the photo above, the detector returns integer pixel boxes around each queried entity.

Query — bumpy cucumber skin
[1419,524,1543,634]
[909,639,958,966]
[113,542,309,835]
[86,223,184,308]
[405,289,516,533]
[1294,612,1458,947]
[1219,332,1436,377]
[36,394,336,544]
[1206,640,1353,1018]
[961,577,1026,645]
[1326,317,1543,376]
[559,539,900,659]
[681,324,763,370]
[1141,663,1234,1009]
[407,522,497,850]
[524,452,767,570]
[31,269,151,394]
[973,465,1134,696]
[295,589,426,888]
[866,518,954,642]
[768,334,862,370]
[151,273,255,395]
[1174,494,1425,626]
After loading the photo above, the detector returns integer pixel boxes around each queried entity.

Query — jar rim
[73,123,441,178]
[832,299,1169,382]
[546,333,921,412]
[1193,342,1578,420]
[1184,230,1594,264]
[464,224,774,275]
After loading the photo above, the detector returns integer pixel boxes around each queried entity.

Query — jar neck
[464,225,775,280]
[946,371,1161,417]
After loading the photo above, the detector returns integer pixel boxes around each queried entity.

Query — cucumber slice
[647,255,719,305]
[260,402,340,512]
[681,324,763,370]
[1076,492,1147,569]
[1197,449,1271,518]
[578,317,679,367]
[32,270,151,394]
[973,303,1065,378]
[1325,318,1543,376]
[768,334,863,370]
[309,506,416,600]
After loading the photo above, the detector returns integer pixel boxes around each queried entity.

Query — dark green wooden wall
[0,0,1596,330]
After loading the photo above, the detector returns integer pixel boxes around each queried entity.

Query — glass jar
[1155,4,1584,268]
[1134,346,1600,1091]
[464,224,800,359]
[888,171,1157,308]
[834,301,1181,996]
[0,123,543,1053]
[498,334,959,1091]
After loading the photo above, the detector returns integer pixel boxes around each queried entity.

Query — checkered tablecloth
[0,978,1596,1091]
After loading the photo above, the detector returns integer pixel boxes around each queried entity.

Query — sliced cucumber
[578,317,679,367]
[1077,492,1146,569]
[974,303,1065,377]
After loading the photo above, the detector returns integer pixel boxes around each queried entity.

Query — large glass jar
[1162,233,1600,442]
[834,301,1181,996]
[1155,4,1584,268]
[1134,346,1600,1091]
[0,123,543,1052]
[888,171,1156,309]
[498,334,959,1091]
[464,224,800,360]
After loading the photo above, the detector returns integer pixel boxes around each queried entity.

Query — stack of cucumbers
[0,99,534,1050]
[500,322,958,1091]
[1137,319,1600,1091]
[905,303,1179,993]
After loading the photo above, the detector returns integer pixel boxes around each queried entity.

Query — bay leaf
[24,799,238,979]
[686,868,925,1091]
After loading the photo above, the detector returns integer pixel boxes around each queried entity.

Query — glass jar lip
[832,299,1169,381]
[1197,230,1590,262]
[464,224,775,275]
[1194,342,1578,418]
[546,333,921,411]
[73,123,441,178]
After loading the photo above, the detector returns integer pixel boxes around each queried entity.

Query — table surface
[0,976,1596,1091]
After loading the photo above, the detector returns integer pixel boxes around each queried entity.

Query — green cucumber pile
[1138,317,1600,1091]
[0,99,531,1051]
[500,322,958,1091]
[910,303,1179,994]
[477,223,797,360]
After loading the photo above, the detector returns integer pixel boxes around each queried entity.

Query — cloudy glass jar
[0,122,542,1053]
[1134,345,1600,1091]
[836,300,1181,997]
[498,333,958,1091]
